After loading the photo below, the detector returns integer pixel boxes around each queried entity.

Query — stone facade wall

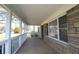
[44,5,79,54]
[67,5,79,54]
[44,36,70,54]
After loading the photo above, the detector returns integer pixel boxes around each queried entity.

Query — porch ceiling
[5,4,76,25]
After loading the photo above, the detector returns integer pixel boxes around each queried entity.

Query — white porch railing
[0,40,6,54]
[0,33,27,54]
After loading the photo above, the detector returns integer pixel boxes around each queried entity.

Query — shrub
[14,27,20,33]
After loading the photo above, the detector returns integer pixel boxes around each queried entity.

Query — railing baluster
[0,33,27,54]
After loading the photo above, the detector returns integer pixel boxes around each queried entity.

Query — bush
[14,27,20,33]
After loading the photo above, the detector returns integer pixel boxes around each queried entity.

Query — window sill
[47,35,69,46]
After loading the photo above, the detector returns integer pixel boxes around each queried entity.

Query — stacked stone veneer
[44,36,70,54]
[44,5,79,54]
[67,5,79,54]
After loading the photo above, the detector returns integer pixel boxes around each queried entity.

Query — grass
[0,34,5,40]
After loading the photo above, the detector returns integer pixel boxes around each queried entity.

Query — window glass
[59,15,68,42]
[48,19,58,39]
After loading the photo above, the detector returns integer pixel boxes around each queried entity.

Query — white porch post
[19,20,22,46]
[5,12,12,54]
[33,26,35,32]
[24,24,26,33]
[20,20,22,35]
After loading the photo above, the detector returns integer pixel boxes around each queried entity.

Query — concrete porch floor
[16,37,57,54]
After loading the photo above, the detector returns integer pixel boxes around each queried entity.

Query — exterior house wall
[43,5,79,54]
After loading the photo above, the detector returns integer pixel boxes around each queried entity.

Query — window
[48,15,68,42]
[48,19,58,39]
[59,15,68,42]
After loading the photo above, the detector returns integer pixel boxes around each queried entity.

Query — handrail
[0,39,7,46]
[0,33,27,45]
[11,33,27,54]
[0,33,27,54]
